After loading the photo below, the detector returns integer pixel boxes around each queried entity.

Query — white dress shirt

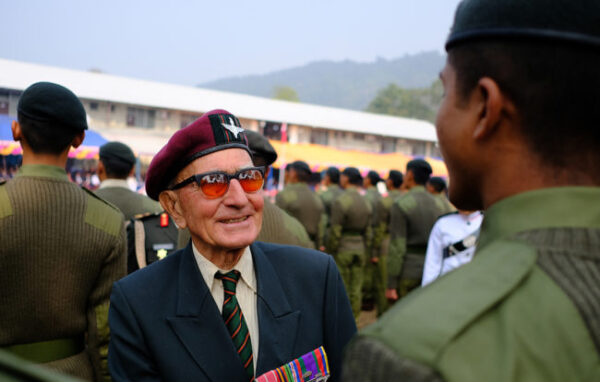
[192,244,259,372]
[421,211,483,286]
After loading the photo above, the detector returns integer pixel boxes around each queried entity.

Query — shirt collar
[17,164,69,181]
[99,179,131,190]
[409,185,426,193]
[192,244,257,293]
[478,187,600,251]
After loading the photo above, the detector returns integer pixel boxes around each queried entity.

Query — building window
[126,107,155,128]
[310,129,328,145]
[0,101,8,115]
[353,133,365,141]
[381,137,396,153]
[180,113,201,129]
[89,102,99,110]
[110,104,116,112]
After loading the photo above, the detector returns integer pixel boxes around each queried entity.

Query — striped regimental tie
[215,270,255,381]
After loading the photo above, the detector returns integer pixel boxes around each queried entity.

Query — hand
[385,288,398,301]
[370,257,379,264]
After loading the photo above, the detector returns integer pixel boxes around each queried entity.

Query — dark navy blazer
[108,241,356,382]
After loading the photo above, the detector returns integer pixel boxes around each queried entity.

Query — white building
[0,58,439,157]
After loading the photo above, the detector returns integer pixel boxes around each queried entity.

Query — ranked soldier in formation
[276,160,325,249]
[326,167,373,318]
[386,159,447,301]
[369,170,404,315]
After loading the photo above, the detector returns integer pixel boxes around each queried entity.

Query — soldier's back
[0,166,126,380]
[336,189,372,232]
[396,186,446,246]
[319,184,343,215]
[276,183,324,240]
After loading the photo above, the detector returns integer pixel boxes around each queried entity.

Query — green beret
[17,82,88,131]
[446,0,600,50]
[99,141,136,166]
[245,130,277,166]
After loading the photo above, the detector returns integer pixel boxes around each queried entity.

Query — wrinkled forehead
[176,148,254,179]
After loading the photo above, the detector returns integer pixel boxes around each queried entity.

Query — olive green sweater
[0,165,126,381]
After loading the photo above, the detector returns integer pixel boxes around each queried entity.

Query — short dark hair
[18,112,79,155]
[101,157,133,179]
[325,167,340,184]
[290,161,311,183]
[427,177,447,193]
[342,167,363,186]
[388,170,403,188]
[406,159,432,185]
[366,171,382,186]
[449,40,600,169]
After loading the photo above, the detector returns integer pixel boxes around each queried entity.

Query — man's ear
[159,190,187,229]
[71,131,85,149]
[11,121,22,141]
[473,77,510,140]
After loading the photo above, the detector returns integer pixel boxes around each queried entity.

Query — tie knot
[215,270,241,292]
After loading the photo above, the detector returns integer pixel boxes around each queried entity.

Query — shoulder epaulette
[133,211,167,220]
[81,186,121,213]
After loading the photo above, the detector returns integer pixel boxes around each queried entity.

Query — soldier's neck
[21,149,69,169]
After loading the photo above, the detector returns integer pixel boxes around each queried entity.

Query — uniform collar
[409,185,426,193]
[99,179,131,190]
[193,244,257,293]
[16,164,69,181]
[478,187,600,251]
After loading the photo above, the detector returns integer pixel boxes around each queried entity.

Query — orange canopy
[269,141,447,177]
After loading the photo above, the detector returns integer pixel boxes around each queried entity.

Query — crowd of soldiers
[274,157,454,319]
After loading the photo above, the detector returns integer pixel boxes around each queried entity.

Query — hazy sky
[2,0,462,85]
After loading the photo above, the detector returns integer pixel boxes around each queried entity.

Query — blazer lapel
[252,243,301,375]
[166,244,248,382]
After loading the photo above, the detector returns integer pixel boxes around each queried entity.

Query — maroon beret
[145,109,251,200]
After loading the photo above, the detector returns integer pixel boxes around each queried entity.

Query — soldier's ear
[159,190,187,229]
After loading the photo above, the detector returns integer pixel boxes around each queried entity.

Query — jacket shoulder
[82,187,124,237]
[253,241,332,271]
[361,238,538,364]
[0,180,11,219]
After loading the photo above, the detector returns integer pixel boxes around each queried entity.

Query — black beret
[406,159,432,174]
[245,130,277,166]
[145,109,251,200]
[17,82,88,131]
[99,141,136,166]
[447,0,600,50]
[290,160,311,175]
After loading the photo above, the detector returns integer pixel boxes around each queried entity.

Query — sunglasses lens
[200,173,228,197]
[239,169,264,193]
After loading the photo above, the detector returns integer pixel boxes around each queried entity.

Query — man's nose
[223,179,249,206]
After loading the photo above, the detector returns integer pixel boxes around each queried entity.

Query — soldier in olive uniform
[318,167,343,250]
[370,170,404,315]
[178,130,312,250]
[386,159,447,301]
[95,141,162,220]
[326,167,372,318]
[426,176,455,214]
[344,1,600,380]
[361,170,383,309]
[276,160,325,248]
[0,82,126,380]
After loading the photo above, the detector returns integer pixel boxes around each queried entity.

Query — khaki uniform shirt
[344,187,600,381]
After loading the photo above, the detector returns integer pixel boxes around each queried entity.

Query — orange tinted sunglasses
[169,167,265,198]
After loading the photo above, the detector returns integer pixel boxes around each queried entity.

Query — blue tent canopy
[0,114,108,146]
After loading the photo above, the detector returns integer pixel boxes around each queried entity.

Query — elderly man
[108,110,356,382]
